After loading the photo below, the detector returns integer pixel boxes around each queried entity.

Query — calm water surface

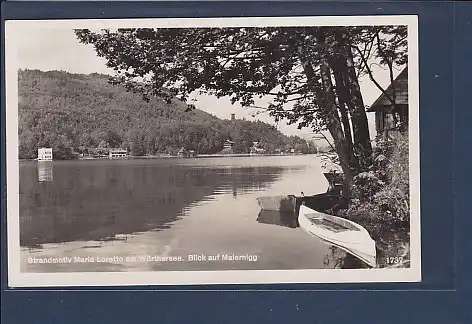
[20,155,350,272]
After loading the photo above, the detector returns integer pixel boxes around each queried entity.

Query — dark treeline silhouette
[18,69,316,159]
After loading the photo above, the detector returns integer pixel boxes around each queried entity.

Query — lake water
[19,155,352,272]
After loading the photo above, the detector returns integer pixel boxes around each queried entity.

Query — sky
[16,27,401,144]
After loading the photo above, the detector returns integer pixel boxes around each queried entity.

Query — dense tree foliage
[75,26,407,195]
[18,69,315,159]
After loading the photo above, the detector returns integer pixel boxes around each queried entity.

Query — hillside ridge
[18,69,315,159]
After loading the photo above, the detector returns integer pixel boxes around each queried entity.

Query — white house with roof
[109,148,128,159]
[37,148,53,161]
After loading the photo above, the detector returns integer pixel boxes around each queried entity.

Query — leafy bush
[339,133,410,267]
[345,133,409,224]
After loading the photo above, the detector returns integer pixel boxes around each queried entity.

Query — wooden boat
[257,171,345,214]
[257,192,345,216]
[256,195,297,213]
[298,204,377,268]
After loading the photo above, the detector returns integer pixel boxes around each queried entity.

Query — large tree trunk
[330,62,358,171]
[335,30,373,171]
[315,29,354,197]
[318,66,353,198]
[297,29,355,197]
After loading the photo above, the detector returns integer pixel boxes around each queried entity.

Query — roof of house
[367,68,408,112]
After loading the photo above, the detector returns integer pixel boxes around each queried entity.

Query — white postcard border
[5,15,421,287]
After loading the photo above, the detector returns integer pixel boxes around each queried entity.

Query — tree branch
[316,131,336,151]
[351,44,396,106]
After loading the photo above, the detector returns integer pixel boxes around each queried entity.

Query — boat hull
[257,193,345,215]
[257,171,346,214]
[298,205,376,268]
[256,195,297,213]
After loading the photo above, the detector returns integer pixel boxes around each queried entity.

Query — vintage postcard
[5,15,420,287]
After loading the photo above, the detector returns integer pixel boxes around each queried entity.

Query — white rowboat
[298,204,377,268]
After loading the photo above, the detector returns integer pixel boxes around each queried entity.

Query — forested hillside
[18,69,315,159]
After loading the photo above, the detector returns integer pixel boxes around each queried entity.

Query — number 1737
[386,257,403,264]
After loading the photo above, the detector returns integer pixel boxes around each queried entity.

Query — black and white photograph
[6,16,420,286]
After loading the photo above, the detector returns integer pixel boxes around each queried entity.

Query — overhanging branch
[351,44,396,106]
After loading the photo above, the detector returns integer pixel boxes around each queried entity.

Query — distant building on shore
[177,147,186,157]
[223,140,234,150]
[109,149,128,159]
[250,141,265,154]
[177,148,196,158]
[221,139,235,154]
[37,148,53,161]
[177,147,188,157]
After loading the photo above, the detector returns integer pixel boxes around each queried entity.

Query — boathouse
[367,68,408,138]
[37,148,53,161]
[109,149,128,159]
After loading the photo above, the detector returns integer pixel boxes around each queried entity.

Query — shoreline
[20,153,311,162]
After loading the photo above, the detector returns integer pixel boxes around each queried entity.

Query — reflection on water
[19,155,364,272]
[257,210,298,228]
[37,162,53,182]
[256,211,361,268]
[20,159,285,247]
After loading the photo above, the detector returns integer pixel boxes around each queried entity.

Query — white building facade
[37,148,53,161]
[109,149,128,159]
